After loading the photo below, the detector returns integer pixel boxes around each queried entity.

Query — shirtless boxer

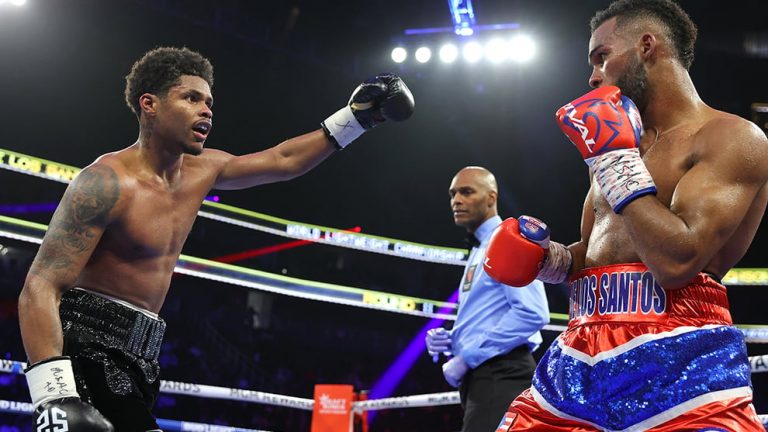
[17,46,414,431]
[483,1,768,430]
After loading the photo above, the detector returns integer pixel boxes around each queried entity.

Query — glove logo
[36,407,69,432]
[333,120,354,130]
[564,99,625,154]
[563,102,598,152]
[483,256,493,269]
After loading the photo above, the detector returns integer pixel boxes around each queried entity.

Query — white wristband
[322,106,366,149]
[25,356,80,409]
[592,148,657,213]
[538,241,572,284]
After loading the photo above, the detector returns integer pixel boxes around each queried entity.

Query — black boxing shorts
[60,288,166,430]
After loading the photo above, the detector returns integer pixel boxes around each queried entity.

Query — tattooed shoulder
[62,164,121,226]
[28,164,121,277]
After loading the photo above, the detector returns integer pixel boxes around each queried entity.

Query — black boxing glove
[25,356,114,431]
[321,73,415,149]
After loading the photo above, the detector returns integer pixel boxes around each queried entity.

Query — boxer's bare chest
[102,171,210,260]
[586,124,700,265]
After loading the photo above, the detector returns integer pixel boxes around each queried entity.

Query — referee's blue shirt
[451,215,550,369]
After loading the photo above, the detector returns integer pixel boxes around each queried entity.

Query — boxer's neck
[643,61,703,133]
[650,121,693,144]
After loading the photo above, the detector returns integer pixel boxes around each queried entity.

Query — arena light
[390,47,407,64]
[485,38,509,63]
[389,33,536,66]
[404,23,519,36]
[456,27,474,37]
[414,46,432,63]
[438,44,459,63]
[11,0,27,5]
[509,34,535,63]
[462,41,483,63]
[448,0,476,36]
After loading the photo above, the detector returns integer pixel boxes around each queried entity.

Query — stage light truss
[447,0,476,36]
[390,34,535,65]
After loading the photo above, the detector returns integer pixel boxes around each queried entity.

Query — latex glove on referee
[442,355,469,388]
[321,73,414,150]
[483,87,651,288]
[426,327,453,361]
[25,356,114,431]
[425,328,468,388]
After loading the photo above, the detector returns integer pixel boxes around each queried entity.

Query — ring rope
[2,358,767,404]
[2,396,767,429]
[352,391,460,412]
[4,147,768,283]
[2,214,767,338]
[0,214,458,320]
[0,399,271,432]
[0,360,312,410]
[751,354,768,374]
[6,147,768,281]
[1,365,766,428]
[0,147,468,265]
[157,419,271,432]
[197,208,467,266]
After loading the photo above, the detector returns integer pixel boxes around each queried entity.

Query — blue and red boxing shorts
[496,263,764,431]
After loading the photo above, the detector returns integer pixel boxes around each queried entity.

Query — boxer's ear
[639,32,657,62]
[139,93,159,117]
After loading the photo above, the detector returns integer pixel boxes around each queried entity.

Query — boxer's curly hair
[124,46,214,118]
[590,0,698,70]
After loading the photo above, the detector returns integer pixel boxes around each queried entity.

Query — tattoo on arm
[29,165,120,281]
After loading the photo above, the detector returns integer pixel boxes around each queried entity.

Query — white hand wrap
[322,106,366,149]
[25,356,80,409]
[538,241,572,284]
[592,148,657,213]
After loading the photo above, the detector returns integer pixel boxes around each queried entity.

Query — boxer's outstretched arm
[621,118,768,289]
[214,74,414,190]
[19,164,119,363]
[212,130,336,190]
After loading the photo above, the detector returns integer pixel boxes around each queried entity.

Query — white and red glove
[555,86,656,213]
[483,216,572,286]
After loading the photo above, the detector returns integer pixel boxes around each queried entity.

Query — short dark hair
[590,0,698,70]
[124,46,214,117]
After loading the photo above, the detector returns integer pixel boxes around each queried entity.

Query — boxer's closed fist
[321,73,414,149]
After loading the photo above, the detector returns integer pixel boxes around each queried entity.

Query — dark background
[0,0,767,430]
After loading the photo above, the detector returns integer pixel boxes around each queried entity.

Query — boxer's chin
[183,141,204,156]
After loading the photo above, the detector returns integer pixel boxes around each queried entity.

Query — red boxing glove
[555,86,656,213]
[555,86,642,163]
[482,217,547,287]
